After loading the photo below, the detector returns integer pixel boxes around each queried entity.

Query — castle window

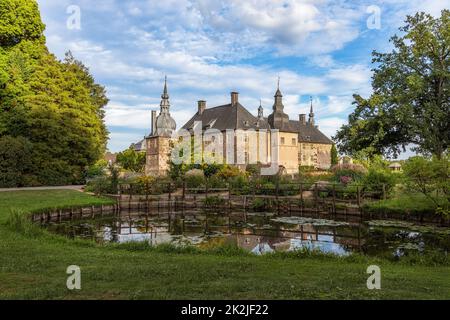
[280,137,285,145]
[292,138,296,145]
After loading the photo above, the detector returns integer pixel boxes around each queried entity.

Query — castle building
[145,79,333,176]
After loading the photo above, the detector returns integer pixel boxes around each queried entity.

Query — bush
[203,196,225,207]
[85,176,114,195]
[0,135,34,187]
[185,169,205,188]
[331,163,367,183]
[402,156,449,215]
[116,148,145,173]
[361,168,397,196]
[85,164,119,195]
[251,198,275,211]
[85,159,108,180]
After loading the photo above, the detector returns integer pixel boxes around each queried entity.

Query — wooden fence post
[357,186,361,207]
[332,184,336,215]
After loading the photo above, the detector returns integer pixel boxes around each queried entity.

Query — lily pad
[270,216,350,227]
[367,220,450,235]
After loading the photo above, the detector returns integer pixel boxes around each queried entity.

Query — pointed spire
[258,99,263,118]
[154,76,176,137]
[308,96,315,126]
[275,76,282,97]
[162,75,169,99]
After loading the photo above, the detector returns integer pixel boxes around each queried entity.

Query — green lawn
[0,190,449,299]
[363,193,447,217]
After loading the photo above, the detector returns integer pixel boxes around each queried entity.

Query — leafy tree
[0,0,45,47]
[116,148,146,173]
[330,144,338,165]
[403,156,449,215]
[0,0,109,186]
[335,10,450,159]
[0,135,34,187]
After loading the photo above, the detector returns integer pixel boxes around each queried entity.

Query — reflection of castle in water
[80,214,364,255]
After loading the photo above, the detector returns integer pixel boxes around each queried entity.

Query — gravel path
[0,185,85,192]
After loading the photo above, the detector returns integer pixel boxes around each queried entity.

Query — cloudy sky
[36,0,449,154]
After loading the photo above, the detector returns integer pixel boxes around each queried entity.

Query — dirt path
[0,185,85,192]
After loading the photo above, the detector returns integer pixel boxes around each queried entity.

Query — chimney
[198,100,206,115]
[231,92,239,106]
[299,114,306,125]
[151,110,157,136]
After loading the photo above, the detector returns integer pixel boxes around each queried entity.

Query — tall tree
[0,0,109,186]
[330,144,338,165]
[335,10,450,159]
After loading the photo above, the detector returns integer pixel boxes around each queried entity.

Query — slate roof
[131,139,145,152]
[182,103,271,131]
[181,102,332,145]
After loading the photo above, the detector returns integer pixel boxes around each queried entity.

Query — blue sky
[36,0,449,156]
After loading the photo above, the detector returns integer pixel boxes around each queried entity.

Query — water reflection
[43,211,449,257]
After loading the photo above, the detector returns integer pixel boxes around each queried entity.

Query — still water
[43,211,450,257]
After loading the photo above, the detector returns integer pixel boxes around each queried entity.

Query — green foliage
[116,148,145,173]
[203,196,225,207]
[0,2,108,186]
[85,164,120,195]
[0,135,35,187]
[335,10,450,159]
[363,194,448,219]
[402,156,449,214]
[330,144,338,165]
[85,159,108,180]
[185,170,205,188]
[0,0,45,47]
[217,165,242,181]
[361,167,397,195]
[251,197,274,211]
[5,209,43,237]
[202,163,223,178]
[330,163,367,183]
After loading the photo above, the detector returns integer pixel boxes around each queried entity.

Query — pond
[42,210,450,257]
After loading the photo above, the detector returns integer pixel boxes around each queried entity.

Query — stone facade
[145,136,172,176]
[144,78,176,176]
[144,79,333,176]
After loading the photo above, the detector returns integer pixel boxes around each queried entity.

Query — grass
[363,193,447,217]
[0,190,449,299]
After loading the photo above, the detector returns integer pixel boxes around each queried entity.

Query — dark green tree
[335,10,450,159]
[330,144,338,165]
[0,0,109,186]
[116,148,146,173]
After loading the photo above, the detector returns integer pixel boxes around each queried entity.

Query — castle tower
[267,78,290,130]
[145,77,177,176]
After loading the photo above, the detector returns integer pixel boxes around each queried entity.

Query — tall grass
[5,210,44,237]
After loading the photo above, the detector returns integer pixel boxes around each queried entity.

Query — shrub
[85,159,108,180]
[203,196,225,207]
[85,176,114,195]
[331,163,367,183]
[116,148,145,173]
[185,169,205,188]
[402,156,449,215]
[0,135,34,187]
[361,168,397,195]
